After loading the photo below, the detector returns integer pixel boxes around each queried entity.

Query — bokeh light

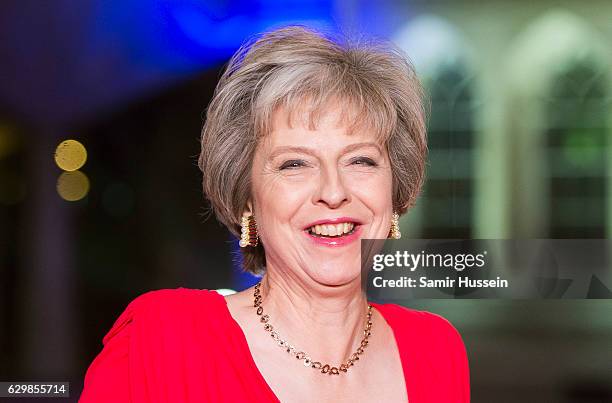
[54,139,88,171]
[0,123,19,159]
[56,171,90,201]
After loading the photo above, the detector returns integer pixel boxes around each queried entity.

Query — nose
[312,165,350,209]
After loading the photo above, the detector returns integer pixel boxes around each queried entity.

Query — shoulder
[126,287,223,311]
[83,289,230,401]
[374,302,466,352]
[374,302,456,329]
[102,288,226,345]
[125,287,227,323]
[375,303,470,401]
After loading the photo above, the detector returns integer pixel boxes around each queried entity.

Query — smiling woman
[79,26,470,403]
[200,26,428,277]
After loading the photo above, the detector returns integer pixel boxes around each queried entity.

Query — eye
[279,159,307,170]
[351,157,378,167]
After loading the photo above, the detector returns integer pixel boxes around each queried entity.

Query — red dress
[79,288,469,402]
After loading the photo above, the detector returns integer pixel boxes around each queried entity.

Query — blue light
[230,237,261,291]
[91,0,358,73]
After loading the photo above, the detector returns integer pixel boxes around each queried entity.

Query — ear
[245,199,254,214]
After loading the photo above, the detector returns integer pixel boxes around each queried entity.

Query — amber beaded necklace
[253,281,373,375]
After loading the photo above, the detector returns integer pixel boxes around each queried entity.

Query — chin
[308,261,361,288]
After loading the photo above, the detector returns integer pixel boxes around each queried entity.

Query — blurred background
[0,0,611,402]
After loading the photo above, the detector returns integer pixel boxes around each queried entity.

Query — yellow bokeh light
[0,123,18,160]
[54,139,87,171]
[57,171,90,201]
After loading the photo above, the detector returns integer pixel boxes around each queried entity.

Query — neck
[257,267,369,365]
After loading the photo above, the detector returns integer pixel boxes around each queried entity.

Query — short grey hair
[198,25,427,275]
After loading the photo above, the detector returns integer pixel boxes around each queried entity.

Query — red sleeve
[79,298,136,402]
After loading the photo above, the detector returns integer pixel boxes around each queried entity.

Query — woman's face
[249,103,394,286]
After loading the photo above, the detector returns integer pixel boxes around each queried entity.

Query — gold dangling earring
[388,211,401,239]
[239,213,259,247]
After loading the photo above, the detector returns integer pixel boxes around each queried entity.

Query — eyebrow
[268,142,382,160]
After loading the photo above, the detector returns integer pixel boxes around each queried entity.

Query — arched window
[420,64,476,238]
[392,15,479,239]
[545,61,608,238]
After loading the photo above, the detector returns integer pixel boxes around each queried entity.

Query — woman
[80,26,469,402]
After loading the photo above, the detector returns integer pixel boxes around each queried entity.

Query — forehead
[263,103,382,149]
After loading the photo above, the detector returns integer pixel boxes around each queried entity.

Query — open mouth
[306,222,358,238]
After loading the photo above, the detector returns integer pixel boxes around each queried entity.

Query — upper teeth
[309,223,355,236]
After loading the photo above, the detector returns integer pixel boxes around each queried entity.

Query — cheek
[252,174,314,229]
[346,170,393,210]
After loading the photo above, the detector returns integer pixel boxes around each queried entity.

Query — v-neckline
[212,290,410,402]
